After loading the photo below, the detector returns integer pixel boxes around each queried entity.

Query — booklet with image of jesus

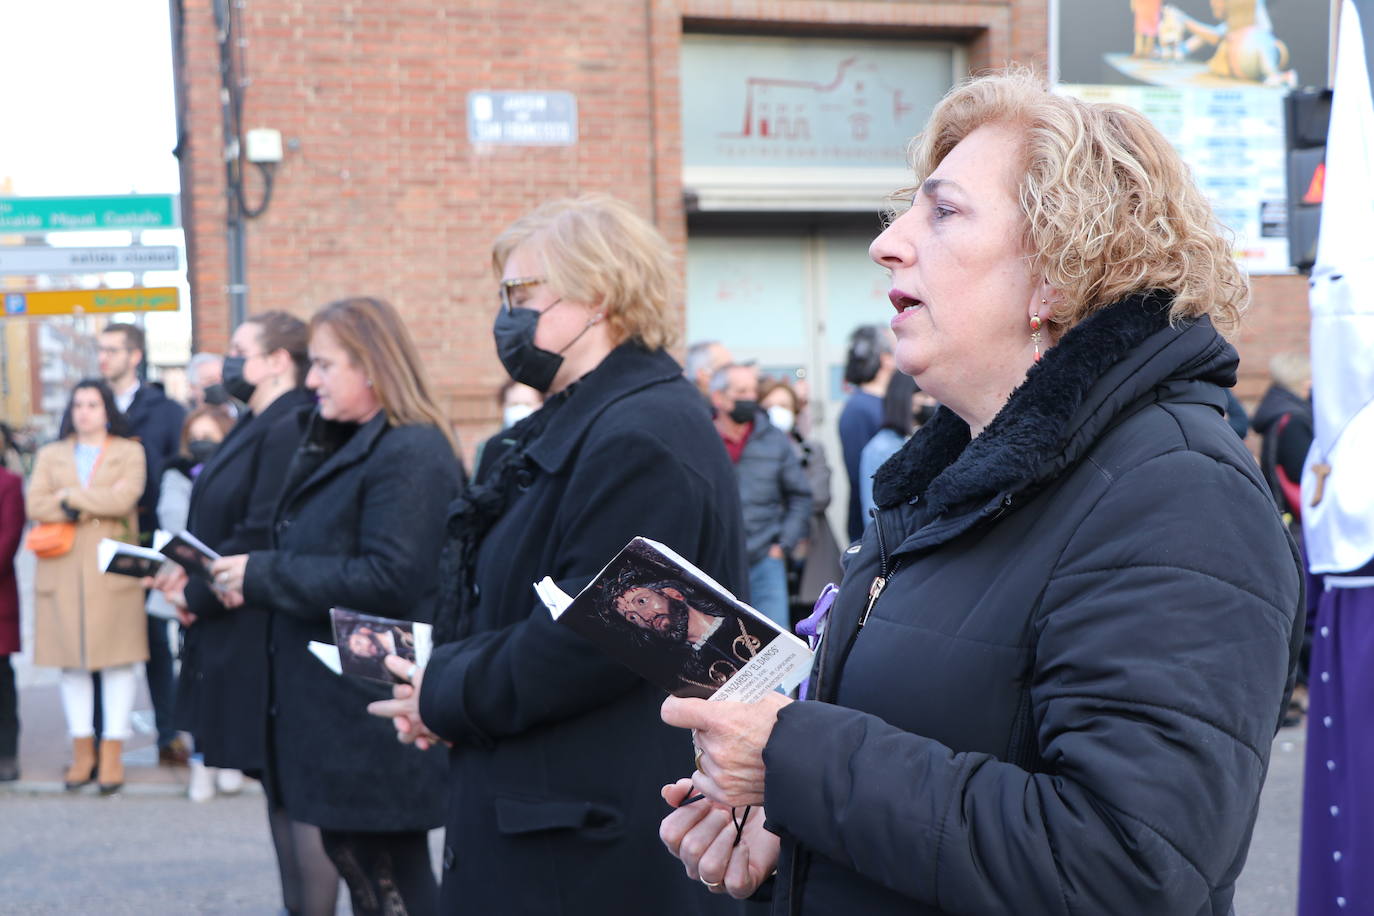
[307,608,434,685]
[98,538,166,579]
[535,537,813,702]
[153,528,221,582]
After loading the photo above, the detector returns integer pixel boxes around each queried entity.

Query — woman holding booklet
[369,195,748,915]
[205,296,461,916]
[658,72,1305,915]
[154,313,338,911]
[26,379,146,794]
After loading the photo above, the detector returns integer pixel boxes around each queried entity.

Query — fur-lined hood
[871,291,1239,518]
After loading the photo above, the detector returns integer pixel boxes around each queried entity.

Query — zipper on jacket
[856,575,886,630]
[857,506,895,631]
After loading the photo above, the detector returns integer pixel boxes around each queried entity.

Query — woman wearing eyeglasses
[370,194,748,915]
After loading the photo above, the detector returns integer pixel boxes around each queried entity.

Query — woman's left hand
[661,692,792,808]
[209,555,249,606]
[659,778,780,898]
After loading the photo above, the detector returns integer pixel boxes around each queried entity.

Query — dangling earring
[1030,300,1045,362]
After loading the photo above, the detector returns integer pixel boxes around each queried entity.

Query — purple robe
[1298,557,1374,915]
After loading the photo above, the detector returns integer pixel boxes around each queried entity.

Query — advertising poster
[1055,0,1334,273]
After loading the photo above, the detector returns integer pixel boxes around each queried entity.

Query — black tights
[266,804,340,916]
[320,828,437,916]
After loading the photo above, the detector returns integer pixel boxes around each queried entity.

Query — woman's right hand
[148,563,188,597]
[366,656,447,751]
[659,778,780,899]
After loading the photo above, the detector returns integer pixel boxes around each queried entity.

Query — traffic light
[1284,88,1333,272]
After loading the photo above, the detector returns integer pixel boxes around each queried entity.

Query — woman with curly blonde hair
[659,70,1303,915]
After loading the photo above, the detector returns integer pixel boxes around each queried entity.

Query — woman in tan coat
[27,379,147,793]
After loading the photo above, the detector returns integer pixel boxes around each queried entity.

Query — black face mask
[201,383,231,406]
[493,303,599,394]
[187,439,220,467]
[915,404,937,427]
[729,399,757,425]
[220,356,256,402]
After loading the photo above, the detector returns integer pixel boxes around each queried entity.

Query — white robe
[1302,0,1374,574]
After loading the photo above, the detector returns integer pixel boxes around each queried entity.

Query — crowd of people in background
[0,70,1346,916]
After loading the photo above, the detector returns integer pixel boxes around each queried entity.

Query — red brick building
[172,0,1307,464]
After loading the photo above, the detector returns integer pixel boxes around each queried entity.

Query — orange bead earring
[1030,306,1044,362]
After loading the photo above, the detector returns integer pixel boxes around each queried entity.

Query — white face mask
[503,404,536,428]
[766,405,795,434]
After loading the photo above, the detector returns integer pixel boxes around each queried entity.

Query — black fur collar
[871,291,1225,515]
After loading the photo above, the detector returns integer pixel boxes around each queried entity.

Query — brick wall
[176,0,1303,461]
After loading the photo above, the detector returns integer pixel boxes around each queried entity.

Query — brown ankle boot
[97,739,124,795]
[64,736,97,790]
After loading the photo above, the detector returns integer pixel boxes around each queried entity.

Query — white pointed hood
[1303,0,1374,573]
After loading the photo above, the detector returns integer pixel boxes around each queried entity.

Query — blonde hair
[491,194,679,351]
[309,297,459,455]
[1269,352,1311,392]
[907,69,1247,335]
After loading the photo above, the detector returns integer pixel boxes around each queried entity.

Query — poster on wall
[1056,0,1330,89]
[1054,0,1334,274]
[1057,83,1290,271]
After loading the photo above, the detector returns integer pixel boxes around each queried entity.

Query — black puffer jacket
[761,293,1304,915]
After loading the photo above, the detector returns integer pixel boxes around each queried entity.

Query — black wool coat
[125,383,187,536]
[419,344,749,916]
[173,387,312,771]
[761,294,1305,915]
[244,409,462,832]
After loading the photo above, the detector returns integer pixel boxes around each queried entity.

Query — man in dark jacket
[1253,352,1314,530]
[837,324,894,541]
[710,363,812,629]
[98,322,187,763]
[1252,352,1314,724]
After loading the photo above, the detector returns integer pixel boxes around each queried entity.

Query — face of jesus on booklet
[347,627,396,659]
[615,587,684,633]
[614,586,719,647]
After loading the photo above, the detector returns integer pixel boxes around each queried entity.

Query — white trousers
[60,666,137,740]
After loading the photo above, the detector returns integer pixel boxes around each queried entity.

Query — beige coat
[26,436,149,670]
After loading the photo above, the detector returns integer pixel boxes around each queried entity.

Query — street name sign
[0,246,180,275]
[3,287,180,316]
[0,195,179,232]
[467,91,578,146]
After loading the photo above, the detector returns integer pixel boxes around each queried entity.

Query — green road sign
[0,195,179,232]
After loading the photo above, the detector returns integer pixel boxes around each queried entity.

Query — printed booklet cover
[308,608,434,685]
[536,537,813,702]
[154,529,221,582]
[98,538,166,579]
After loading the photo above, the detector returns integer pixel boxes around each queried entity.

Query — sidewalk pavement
[0,677,254,798]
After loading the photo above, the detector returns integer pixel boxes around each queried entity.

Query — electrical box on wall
[245,128,284,164]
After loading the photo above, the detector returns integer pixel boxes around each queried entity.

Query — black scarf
[431,386,573,644]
